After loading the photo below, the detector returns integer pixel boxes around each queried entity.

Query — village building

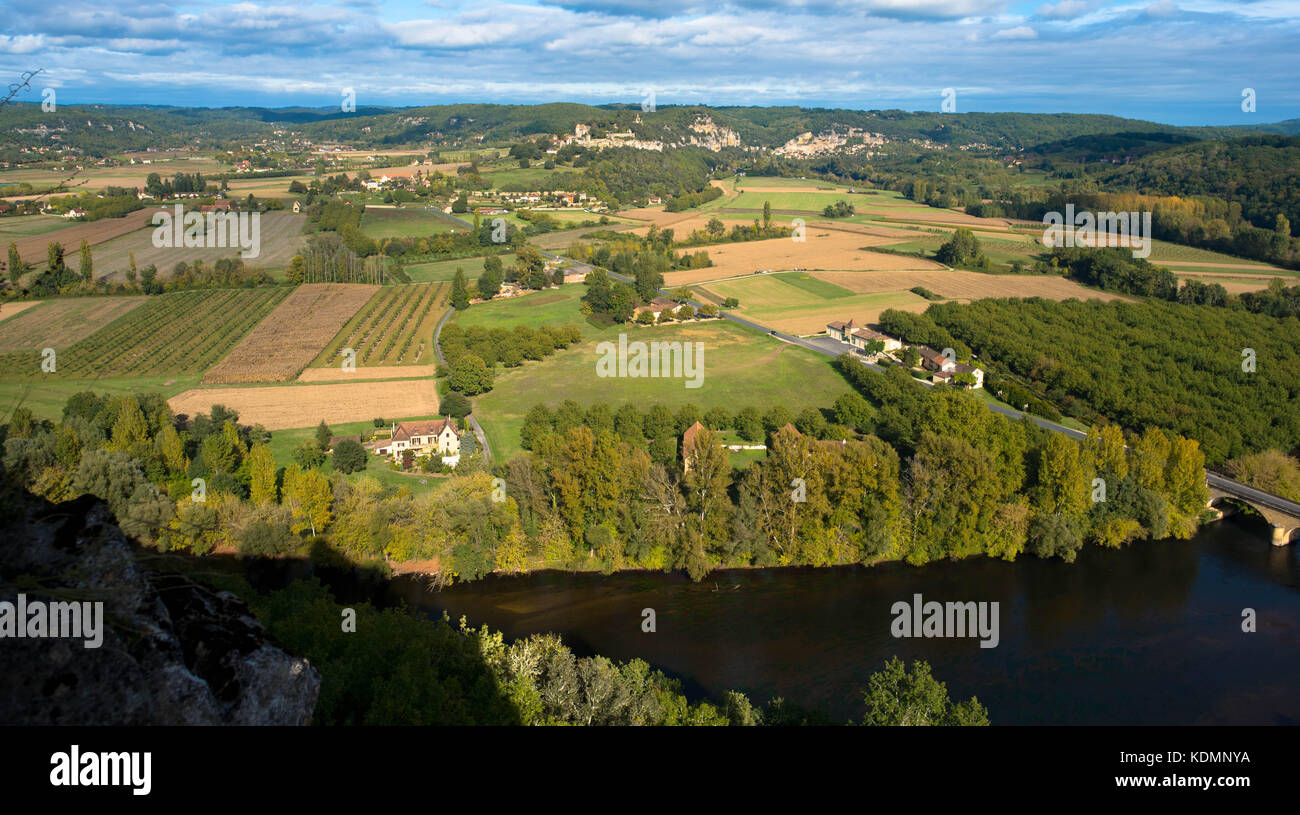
[826,319,902,353]
[634,296,684,322]
[374,418,462,464]
[931,362,985,389]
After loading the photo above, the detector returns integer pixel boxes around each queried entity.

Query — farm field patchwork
[203,283,379,383]
[807,269,1128,301]
[0,296,146,354]
[0,301,43,323]
[471,318,854,462]
[0,215,74,240]
[404,254,514,283]
[699,274,932,335]
[0,289,288,380]
[311,281,448,368]
[169,379,440,431]
[297,363,438,383]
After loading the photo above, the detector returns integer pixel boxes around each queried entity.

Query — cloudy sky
[1,0,1296,125]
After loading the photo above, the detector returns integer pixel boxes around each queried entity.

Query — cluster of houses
[825,318,984,389]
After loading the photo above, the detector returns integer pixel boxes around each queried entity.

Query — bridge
[1205,472,1300,546]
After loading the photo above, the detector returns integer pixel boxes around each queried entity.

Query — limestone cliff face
[0,494,319,725]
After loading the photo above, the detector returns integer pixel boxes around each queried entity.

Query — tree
[332,439,368,474]
[315,420,333,451]
[78,238,93,283]
[8,241,24,286]
[452,191,469,213]
[477,255,503,300]
[248,443,278,504]
[282,464,333,536]
[46,241,65,274]
[860,658,988,726]
[448,354,494,395]
[451,267,470,310]
[442,391,472,418]
[936,227,981,266]
[762,200,772,229]
[293,439,326,469]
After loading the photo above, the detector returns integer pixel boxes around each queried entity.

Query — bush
[332,440,367,474]
[442,391,472,418]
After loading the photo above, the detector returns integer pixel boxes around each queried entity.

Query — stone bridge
[1206,472,1300,546]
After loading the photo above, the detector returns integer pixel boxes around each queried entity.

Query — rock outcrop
[0,494,320,724]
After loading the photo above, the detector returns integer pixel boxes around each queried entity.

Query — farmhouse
[635,297,684,322]
[932,363,984,389]
[826,319,902,353]
[917,345,956,373]
[374,418,462,463]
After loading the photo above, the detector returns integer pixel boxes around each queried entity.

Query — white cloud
[991,25,1038,39]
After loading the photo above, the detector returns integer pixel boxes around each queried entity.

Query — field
[10,208,163,265]
[0,301,43,323]
[310,282,448,368]
[0,297,146,353]
[471,317,855,461]
[359,207,459,240]
[297,364,438,383]
[0,215,72,240]
[0,289,289,380]
[699,274,932,334]
[87,211,309,277]
[203,283,379,384]
[403,254,514,283]
[169,379,440,430]
[662,233,943,286]
[0,374,202,422]
[453,286,593,335]
[696,268,1126,334]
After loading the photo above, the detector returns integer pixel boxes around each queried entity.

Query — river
[349,515,1300,724]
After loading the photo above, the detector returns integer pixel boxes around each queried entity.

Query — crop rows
[313,282,448,368]
[0,288,290,381]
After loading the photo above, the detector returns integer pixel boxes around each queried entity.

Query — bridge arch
[1207,489,1300,546]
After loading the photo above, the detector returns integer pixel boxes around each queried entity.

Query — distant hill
[1096,134,1300,230]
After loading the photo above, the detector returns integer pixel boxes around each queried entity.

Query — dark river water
[354,515,1300,724]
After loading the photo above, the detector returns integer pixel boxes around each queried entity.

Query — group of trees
[915,297,1300,464]
[437,321,583,395]
[822,200,855,218]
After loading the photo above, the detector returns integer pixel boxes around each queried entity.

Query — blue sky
[1,0,1297,125]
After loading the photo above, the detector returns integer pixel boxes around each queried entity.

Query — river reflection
[372,515,1299,724]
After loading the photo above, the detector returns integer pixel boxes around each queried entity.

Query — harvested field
[662,234,943,286]
[311,282,448,368]
[203,283,379,383]
[0,301,42,323]
[10,208,162,265]
[169,379,439,430]
[297,364,438,383]
[809,269,1126,301]
[0,297,145,353]
[88,211,309,278]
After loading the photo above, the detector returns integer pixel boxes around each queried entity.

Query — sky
[1,0,1297,125]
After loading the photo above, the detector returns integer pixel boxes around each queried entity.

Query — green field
[452,285,593,335]
[771,272,854,299]
[1,374,202,422]
[699,274,929,334]
[312,282,448,367]
[0,215,74,240]
[359,207,459,239]
[404,254,514,283]
[467,296,856,461]
[0,288,290,381]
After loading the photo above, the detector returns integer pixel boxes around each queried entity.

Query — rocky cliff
[0,494,320,725]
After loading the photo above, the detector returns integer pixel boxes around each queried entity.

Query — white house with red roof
[375,417,462,464]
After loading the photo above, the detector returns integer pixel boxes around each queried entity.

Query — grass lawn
[360,207,459,240]
[453,285,593,335]
[470,314,856,462]
[699,274,929,334]
[771,271,855,299]
[404,254,514,283]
